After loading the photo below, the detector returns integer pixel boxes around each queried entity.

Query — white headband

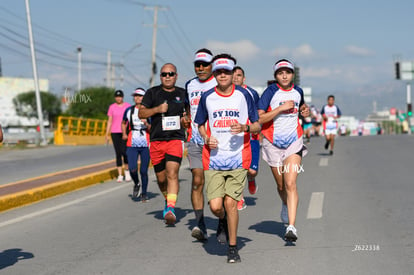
[132,88,145,96]
[194,52,213,63]
[212,58,235,72]
[273,60,295,73]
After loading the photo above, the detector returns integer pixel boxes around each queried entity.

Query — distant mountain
[310,81,407,120]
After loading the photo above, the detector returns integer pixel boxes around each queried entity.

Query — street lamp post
[77,47,82,92]
[25,0,47,146]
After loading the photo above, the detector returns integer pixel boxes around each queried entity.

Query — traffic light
[408,103,413,117]
[395,62,400,79]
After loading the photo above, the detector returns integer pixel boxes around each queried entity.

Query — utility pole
[145,5,166,87]
[106,51,111,88]
[395,59,414,134]
[25,0,46,146]
[77,47,82,92]
[111,63,115,89]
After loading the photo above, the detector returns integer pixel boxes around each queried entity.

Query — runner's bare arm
[121,120,128,140]
[249,121,261,134]
[300,104,310,117]
[258,101,295,124]
[230,121,261,135]
[181,114,191,128]
[199,124,218,149]
[105,116,112,142]
[138,103,168,119]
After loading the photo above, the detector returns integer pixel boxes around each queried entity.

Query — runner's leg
[283,153,301,226]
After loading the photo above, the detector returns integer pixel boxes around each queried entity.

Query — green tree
[13,91,62,125]
[64,86,114,120]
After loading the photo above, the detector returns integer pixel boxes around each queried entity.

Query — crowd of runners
[105,48,341,264]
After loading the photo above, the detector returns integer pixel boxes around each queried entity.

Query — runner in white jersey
[232,66,260,211]
[310,105,322,136]
[258,59,309,242]
[195,54,261,263]
[185,48,217,241]
[320,95,342,155]
[121,88,151,201]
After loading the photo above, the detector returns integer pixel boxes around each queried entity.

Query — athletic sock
[194,209,204,226]
[166,194,177,208]
[162,191,168,200]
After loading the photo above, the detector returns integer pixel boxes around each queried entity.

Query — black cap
[114,90,124,97]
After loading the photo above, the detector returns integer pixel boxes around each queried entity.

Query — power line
[0,6,122,54]
[167,8,196,51]
[164,13,194,56]
[123,66,147,87]
[158,30,193,75]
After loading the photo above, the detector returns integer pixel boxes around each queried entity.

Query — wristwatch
[244,124,250,133]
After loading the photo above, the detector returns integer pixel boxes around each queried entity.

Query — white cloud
[272,44,316,60]
[206,40,260,61]
[295,44,315,58]
[302,67,335,78]
[302,64,390,92]
[345,45,375,57]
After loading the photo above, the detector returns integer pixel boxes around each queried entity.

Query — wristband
[244,124,250,133]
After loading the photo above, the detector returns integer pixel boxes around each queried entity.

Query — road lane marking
[307,192,325,219]
[319,158,329,166]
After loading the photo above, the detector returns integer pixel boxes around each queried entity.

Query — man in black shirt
[139,63,190,225]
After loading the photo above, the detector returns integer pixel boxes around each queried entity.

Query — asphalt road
[0,145,115,185]
[0,135,413,274]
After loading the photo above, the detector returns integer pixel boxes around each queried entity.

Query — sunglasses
[213,69,232,75]
[160,71,176,77]
[194,61,211,68]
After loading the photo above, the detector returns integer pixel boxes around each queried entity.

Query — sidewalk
[0,160,117,212]
[0,144,185,213]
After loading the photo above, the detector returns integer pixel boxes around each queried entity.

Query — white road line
[307,192,325,219]
[0,184,128,229]
[319,157,329,166]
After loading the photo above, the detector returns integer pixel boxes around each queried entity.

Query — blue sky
[1,0,413,118]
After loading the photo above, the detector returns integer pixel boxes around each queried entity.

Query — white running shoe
[191,226,207,241]
[124,170,132,182]
[280,204,289,224]
[116,175,124,182]
[284,224,298,242]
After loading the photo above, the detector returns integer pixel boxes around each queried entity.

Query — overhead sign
[401,61,414,81]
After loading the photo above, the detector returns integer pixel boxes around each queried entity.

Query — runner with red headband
[258,59,309,242]
[185,48,217,241]
[195,53,261,263]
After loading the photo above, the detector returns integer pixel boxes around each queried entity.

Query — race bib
[162,116,180,131]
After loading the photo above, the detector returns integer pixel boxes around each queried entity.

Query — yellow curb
[0,148,187,213]
[0,159,115,189]
[0,167,118,213]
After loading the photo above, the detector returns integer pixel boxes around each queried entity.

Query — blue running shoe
[163,207,176,225]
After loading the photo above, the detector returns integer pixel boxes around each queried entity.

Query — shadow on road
[201,235,252,256]
[128,191,160,202]
[146,207,193,225]
[0,248,34,270]
[248,220,286,240]
[185,216,252,255]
